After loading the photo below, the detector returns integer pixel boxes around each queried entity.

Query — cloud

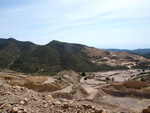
[50,0,150,22]
[0,0,150,49]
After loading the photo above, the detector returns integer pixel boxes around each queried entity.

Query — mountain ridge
[0,38,149,75]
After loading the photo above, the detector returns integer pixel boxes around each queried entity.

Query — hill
[0,38,149,75]
[9,40,149,75]
[10,40,119,75]
[0,38,38,68]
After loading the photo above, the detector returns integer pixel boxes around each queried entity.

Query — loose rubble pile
[0,83,138,113]
[0,84,108,113]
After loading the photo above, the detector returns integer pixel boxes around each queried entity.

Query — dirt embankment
[102,80,150,99]
[1,75,68,92]
[102,89,150,99]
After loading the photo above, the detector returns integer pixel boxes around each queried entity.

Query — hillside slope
[10,40,149,75]
[84,46,149,68]
[0,38,38,68]
[10,40,102,75]
[0,38,149,75]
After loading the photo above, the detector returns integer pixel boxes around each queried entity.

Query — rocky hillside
[0,83,136,113]
[83,46,149,68]
[0,69,148,113]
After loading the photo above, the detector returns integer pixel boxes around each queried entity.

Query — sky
[0,0,150,49]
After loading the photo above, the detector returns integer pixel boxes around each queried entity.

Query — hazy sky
[0,0,150,49]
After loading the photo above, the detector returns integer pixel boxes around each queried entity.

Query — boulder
[12,107,19,113]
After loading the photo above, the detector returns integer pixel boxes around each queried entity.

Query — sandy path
[80,83,98,99]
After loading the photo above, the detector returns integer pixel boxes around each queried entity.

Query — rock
[87,105,92,109]
[33,97,38,101]
[142,106,150,113]
[0,103,12,109]
[24,98,28,101]
[53,101,61,105]
[92,106,95,110]
[43,101,47,104]
[59,98,68,103]
[24,98,28,104]
[82,104,92,109]
[20,87,24,91]
[69,100,74,104]
[142,109,148,113]
[63,103,70,108]
[12,107,19,113]
[20,100,25,105]
[44,104,48,108]
[101,109,106,113]
[44,95,54,102]
[13,86,21,90]
[94,108,103,113]
[27,90,31,93]
[23,108,28,113]
[82,104,88,109]
[18,110,23,113]
[77,109,81,113]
